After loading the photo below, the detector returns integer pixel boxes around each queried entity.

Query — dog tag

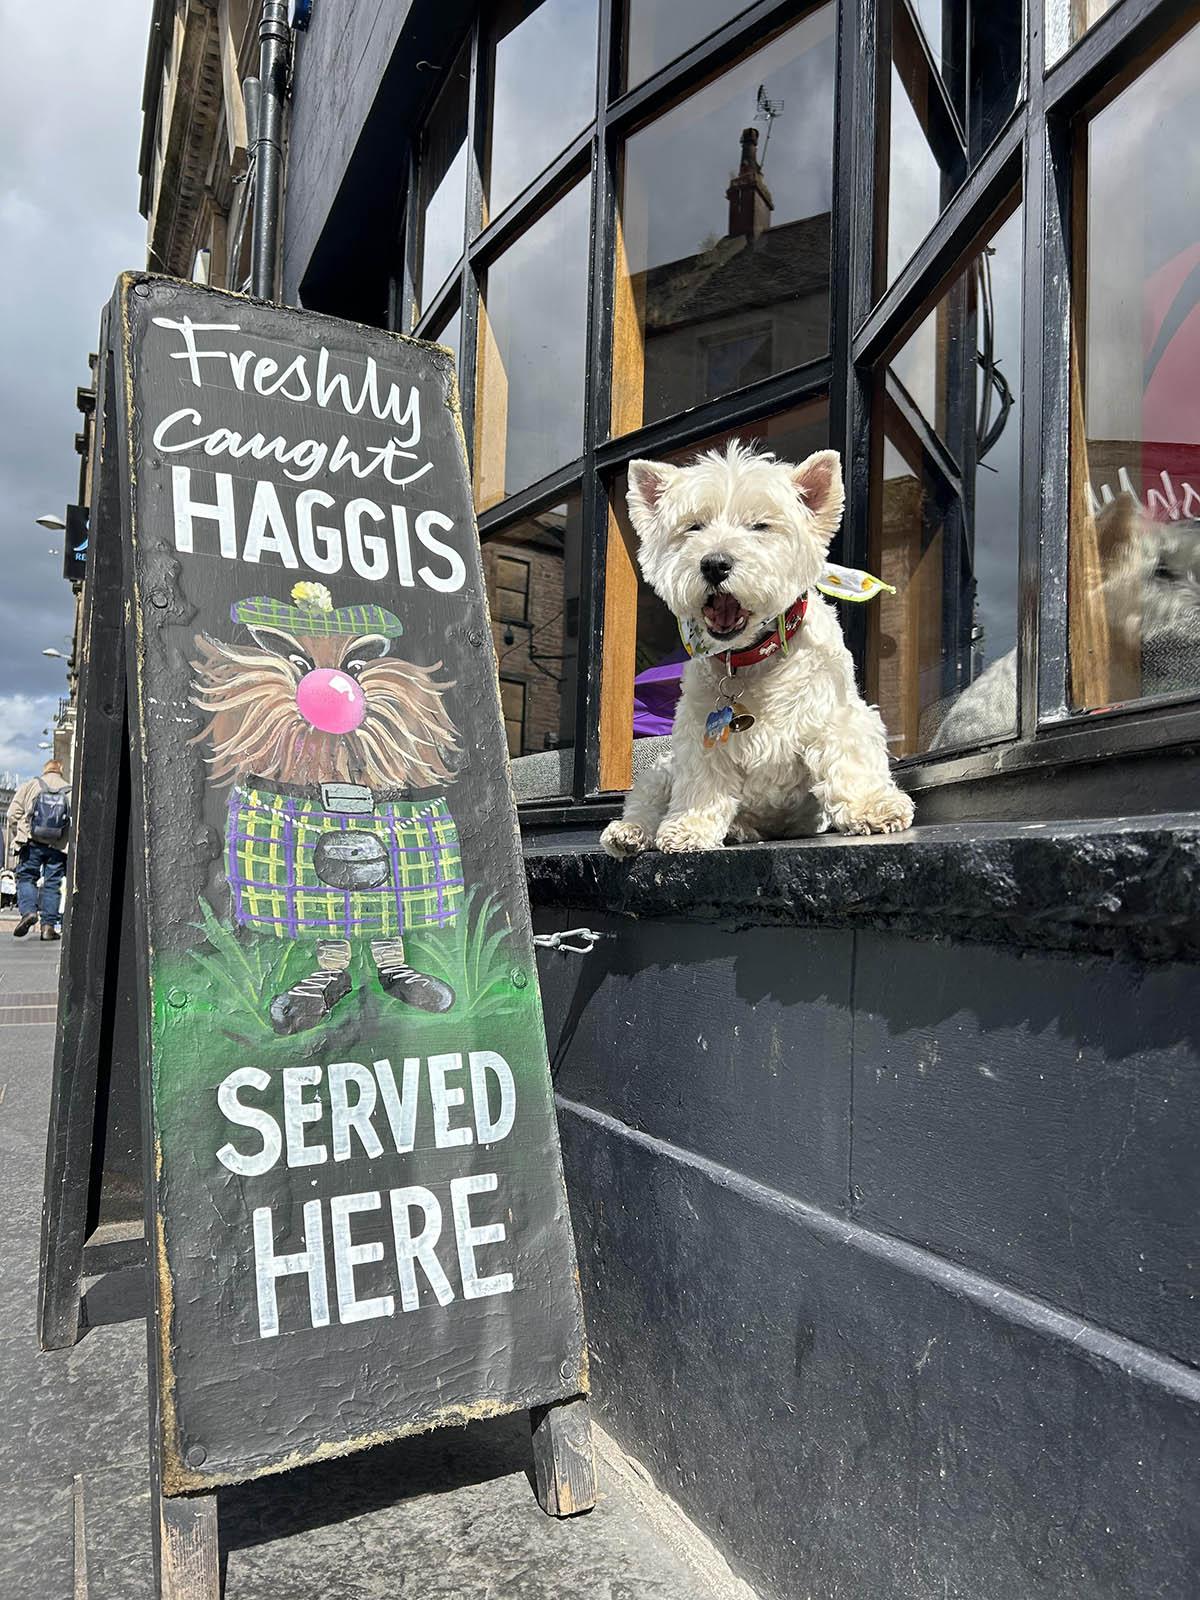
[704,706,733,749]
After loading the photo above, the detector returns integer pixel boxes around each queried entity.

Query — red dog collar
[718,594,808,672]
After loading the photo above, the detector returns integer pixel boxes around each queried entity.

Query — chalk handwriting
[152,315,424,438]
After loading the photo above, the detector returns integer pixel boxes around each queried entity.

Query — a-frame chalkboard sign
[39,274,594,1596]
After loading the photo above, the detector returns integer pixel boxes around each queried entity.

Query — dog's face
[627,442,845,651]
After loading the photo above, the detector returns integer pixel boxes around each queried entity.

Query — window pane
[869,201,1023,756]
[482,493,581,759]
[484,0,598,221]
[1046,0,1120,67]
[1069,21,1200,711]
[475,180,591,509]
[428,302,461,378]
[608,401,829,743]
[879,1,1021,290]
[415,40,470,318]
[623,0,755,91]
[910,0,944,73]
[611,7,836,438]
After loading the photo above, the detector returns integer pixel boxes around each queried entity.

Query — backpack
[29,778,70,845]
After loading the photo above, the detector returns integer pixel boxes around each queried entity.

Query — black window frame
[388,0,1200,823]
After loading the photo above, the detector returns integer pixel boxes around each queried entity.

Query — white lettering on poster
[219,1053,520,1337]
[148,315,467,591]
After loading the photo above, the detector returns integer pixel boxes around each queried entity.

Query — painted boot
[269,938,353,1035]
[371,936,454,1014]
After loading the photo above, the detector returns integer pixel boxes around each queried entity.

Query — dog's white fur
[601,442,913,857]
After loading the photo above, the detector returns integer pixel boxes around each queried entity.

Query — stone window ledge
[523,814,1200,962]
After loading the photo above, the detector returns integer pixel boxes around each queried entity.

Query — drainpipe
[251,1,290,299]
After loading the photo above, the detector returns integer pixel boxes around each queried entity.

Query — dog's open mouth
[702,591,751,640]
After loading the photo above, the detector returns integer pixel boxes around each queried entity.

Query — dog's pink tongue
[704,593,747,634]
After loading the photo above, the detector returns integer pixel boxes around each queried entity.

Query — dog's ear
[791,450,845,543]
[627,460,679,532]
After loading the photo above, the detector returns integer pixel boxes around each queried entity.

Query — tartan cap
[232,584,403,638]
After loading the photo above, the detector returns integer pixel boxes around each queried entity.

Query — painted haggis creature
[191,582,465,1034]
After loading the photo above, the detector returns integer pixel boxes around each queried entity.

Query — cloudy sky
[0,0,148,781]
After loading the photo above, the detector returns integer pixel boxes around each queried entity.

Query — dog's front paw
[656,814,725,853]
[601,820,654,859]
[724,820,762,845]
[834,787,914,836]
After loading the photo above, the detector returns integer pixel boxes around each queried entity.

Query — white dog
[601,442,913,857]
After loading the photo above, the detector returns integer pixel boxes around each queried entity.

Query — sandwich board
[39,274,593,1596]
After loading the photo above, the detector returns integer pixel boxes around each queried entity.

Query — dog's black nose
[700,553,733,587]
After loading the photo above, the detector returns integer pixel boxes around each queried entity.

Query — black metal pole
[251,1,290,300]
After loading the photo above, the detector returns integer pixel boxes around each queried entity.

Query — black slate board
[111,273,588,1491]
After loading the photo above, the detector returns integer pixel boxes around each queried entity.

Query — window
[475,179,591,509]
[1068,17,1200,712]
[877,0,1022,289]
[481,494,582,771]
[622,0,756,91]
[499,677,528,756]
[413,39,471,320]
[869,199,1023,755]
[391,0,1200,818]
[484,0,599,219]
[494,555,531,622]
[428,300,461,378]
[1046,0,1122,66]
[611,8,835,436]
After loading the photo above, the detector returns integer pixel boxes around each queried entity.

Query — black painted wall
[535,908,1200,1600]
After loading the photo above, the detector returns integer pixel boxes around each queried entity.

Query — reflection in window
[623,0,754,91]
[869,201,1023,756]
[608,402,829,741]
[1070,20,1200,710]
[1046,0,1120,67]
[415,39,470,318]
[499,678,528,757]
[475,181,590,509]
[879,1,1021,289]
[484,0,598,221]
[611,7,836,438]
[482,494,581,759]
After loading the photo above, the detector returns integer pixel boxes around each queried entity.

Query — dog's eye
[342,657,372,677]
[288,652,313,673]
[750,521,770,532]
[1153,559,1177,583]
[685,522,705,534]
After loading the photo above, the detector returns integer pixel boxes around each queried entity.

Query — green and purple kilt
[226,784,463,939]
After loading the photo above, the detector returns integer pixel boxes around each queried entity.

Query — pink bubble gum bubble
[295,668,366,733]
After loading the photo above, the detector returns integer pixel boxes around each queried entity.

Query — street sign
[41,274,593,1595]
[63,503,88,581]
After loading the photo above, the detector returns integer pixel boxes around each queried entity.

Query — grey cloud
[0,0,148,778]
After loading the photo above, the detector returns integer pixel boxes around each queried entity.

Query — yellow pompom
[291,581,333,611]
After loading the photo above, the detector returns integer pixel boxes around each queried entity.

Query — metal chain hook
[531,927,611,955]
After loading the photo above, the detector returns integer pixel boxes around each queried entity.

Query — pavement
[0,912,754,1599]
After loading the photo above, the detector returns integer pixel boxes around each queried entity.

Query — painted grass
[150,887,536,1072]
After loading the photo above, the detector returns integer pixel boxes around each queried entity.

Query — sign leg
[158,1491,220,1600]
[529,1397,597,1516]
[38,340,132,1352]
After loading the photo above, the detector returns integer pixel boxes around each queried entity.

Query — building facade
[140,4,1200,1596]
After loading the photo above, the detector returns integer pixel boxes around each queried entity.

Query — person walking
[6,759,71,940]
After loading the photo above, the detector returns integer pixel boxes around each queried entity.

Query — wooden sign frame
[40,275,594,1597]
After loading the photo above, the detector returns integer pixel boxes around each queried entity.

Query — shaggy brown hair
[190,626,460,791]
